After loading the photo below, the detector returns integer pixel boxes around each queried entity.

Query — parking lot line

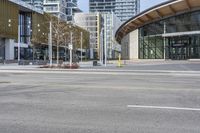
[127,105,200,111]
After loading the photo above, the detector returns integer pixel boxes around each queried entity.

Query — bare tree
[31,13,90,64]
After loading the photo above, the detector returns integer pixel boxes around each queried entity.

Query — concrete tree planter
[40,63,79,69]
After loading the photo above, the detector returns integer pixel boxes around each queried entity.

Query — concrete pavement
[1,60,200,70]
[0,62,200,132]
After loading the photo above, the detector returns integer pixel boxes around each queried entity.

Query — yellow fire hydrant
[117,54,122,67]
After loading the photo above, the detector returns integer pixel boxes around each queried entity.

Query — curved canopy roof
[115,0,200,43]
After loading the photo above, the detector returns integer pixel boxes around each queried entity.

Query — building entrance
[168,36,190,60]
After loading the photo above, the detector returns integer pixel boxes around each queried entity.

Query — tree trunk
[57,44,59,65]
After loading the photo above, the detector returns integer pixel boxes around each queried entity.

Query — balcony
[44,0,60,4]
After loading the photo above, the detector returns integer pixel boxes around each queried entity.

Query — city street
[1,0,200,132]
[0,62,200,133]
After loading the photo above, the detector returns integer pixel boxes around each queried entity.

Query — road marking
[1,68,200,74]
[127,105,200,111]
[0,70,200,76]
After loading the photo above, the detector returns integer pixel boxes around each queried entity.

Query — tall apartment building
[89,0,140,22]
[74,12,102,59]
[43,0,67,20]
[66,0,82,21]
[23,0,81,21]
[22,0,44,10]
[43,0,82,21]
[102,12,121,59]
[74,12,121,60]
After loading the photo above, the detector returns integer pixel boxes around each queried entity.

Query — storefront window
[139,10,200,59]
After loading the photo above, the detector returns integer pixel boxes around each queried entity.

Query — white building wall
[5,39,15,60]
[129,29,139,60]
[121,34,130,60]
[121,29,139,60]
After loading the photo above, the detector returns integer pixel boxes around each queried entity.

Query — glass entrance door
[168,36,190,60]
[171,46,187,60]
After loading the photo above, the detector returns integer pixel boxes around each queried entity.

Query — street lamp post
[69,31,73,67]
[62,33,67,62]
[65,36,67,62]
[104,23,107,67]
[164,22,166,60]
[18,24,20,64]
[100,28,104,65]
[81,32,83,62]
[49,21,53,66]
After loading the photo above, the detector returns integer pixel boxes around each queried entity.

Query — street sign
[69,44,73,50]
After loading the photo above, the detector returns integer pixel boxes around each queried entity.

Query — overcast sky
[78,0,168,12]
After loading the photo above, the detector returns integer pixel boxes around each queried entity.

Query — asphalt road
[0,64,200,133]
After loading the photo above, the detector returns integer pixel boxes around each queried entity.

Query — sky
[78,0,168,13]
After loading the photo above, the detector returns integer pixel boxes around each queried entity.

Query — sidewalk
[0,61,104,70]
[0,62,120,71]
[0,63,39,70]
[1,60,200,71]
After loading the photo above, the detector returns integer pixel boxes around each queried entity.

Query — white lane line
[127,105,200,111]
[1,68,200,74]
[0,70,200,76]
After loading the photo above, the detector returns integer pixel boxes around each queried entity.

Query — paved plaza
[0,61,200,133]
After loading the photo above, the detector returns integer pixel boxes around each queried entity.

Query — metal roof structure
[115,0,200,42]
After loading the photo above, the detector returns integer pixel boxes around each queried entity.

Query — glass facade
[0,39,5,61]
[19,12,32,44]
[14,12,33,60]
[89,0,140,22]
[139,10,200,60]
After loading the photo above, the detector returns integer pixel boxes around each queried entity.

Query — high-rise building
[23,0,81,21]
[43,0,67,21]
[89,0,140,22]
[43,0,81,21]
[102,12,121,59]
[22,0,44,10]
[66,0,82,21]
[74,12,122,60]
[74,12,102,59]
